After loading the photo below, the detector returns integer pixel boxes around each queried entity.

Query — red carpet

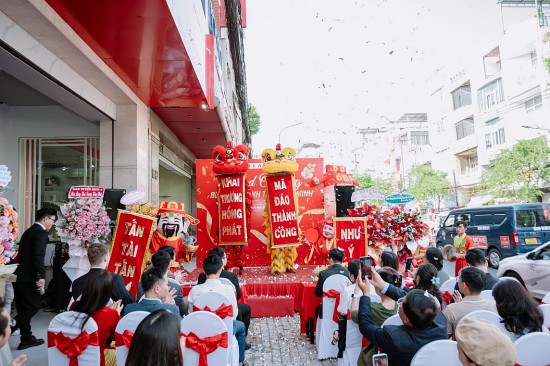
[185,265,319,318]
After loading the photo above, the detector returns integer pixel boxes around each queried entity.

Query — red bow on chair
[441,291,452,305]
[193,303,234,319]
[322,289,341,323]
[47,330,99,366]
[182,331,229,366]
[114,329,134,348]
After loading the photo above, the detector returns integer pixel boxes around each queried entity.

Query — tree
[248,105,261,135]
[406,163,449,211]
[353,173,393,195]
[478,137,550,202]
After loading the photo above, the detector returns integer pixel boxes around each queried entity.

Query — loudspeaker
[103,188,126,221]
[334,185,356,217]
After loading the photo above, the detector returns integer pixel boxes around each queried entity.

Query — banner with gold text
[266,174,300,248]
[334,217,368,260]
[217,174,247,245]
[108,211,157,296]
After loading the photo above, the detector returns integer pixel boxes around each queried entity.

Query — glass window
[474,214,493,225]
[494,214,507,225]
[531,51,538,67]
[444,215,455,227]
[485,133,492,149]
[525,95,543,113]
[477,79,504,112]
[452,83,472,110]
[457,213,471,226]
[410,131,429,145]
[516,207,550,228]
[455,118,475,140]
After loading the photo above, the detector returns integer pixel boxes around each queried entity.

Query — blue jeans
[233,319,246,362]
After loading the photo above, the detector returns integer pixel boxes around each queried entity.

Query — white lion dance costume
[261,143,301,274]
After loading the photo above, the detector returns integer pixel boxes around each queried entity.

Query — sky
[244,0,534,166]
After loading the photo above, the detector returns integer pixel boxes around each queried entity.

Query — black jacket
[314,264,350,297]
[15,223,48,282]
[197,269,243,300]
[72,267,136,306]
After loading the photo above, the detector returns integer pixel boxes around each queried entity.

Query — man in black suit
[12,208,56,350]
[71,243,135,306]
[198,247,252,346]
[314,248,349,297]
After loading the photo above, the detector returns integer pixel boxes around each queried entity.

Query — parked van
[435,203,550,268]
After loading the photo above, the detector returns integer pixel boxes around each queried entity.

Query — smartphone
[372,353,389,366]
[360,256,372,280]
[405,257,413,272]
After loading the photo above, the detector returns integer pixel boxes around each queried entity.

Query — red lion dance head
[212,141,250,174]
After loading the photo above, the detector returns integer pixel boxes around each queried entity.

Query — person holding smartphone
[356,269,447,366]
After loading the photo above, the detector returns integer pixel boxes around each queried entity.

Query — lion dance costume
[261,143,301,274]
[212,141,251,268]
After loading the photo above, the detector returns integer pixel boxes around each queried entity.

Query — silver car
[497,241,550,300]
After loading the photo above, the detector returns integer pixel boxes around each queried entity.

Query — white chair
[458,310,506,334]
[514,332,550,365]
[439,277,457,304]
[115,311,149,366]
[47,311,100,366]
[316,274,350,360]
[181,311,230,366]
[541,292,550,305]
[381,314,403,327]
[411,339,461,366]
[219,277,237,291]
[480,289,494,301]
[339,301,362,366]
[193,292,239,366]
[540,304,550,331]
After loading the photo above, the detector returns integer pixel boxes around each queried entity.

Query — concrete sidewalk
[8,310,337,366]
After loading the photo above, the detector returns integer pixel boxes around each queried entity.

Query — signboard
[385,193,415,204]
[217,174,247,245]
[265,174,300,248]
[108,211,157,296]
[0,165,11,187]
[334,217,368,260]
[351,189,385,202]
[69,186,105,199]
[500,235,510,248]
[471,235,488,249]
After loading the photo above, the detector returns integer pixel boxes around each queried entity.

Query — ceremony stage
[183,265,321,337]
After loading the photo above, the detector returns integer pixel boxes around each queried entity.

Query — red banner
[334,217,368,260]
[68,186,105,199]
[265,174,300,248]
[108,211,157,296]
[196,158,325,266]
[217,174,247,245]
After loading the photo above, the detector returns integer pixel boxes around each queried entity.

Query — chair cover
[114,311,149,366]
[458,310,507,334]
[193,292,238,366]
[411,340,461,366]
[218,277,237,292]
[540,304,550,332]
[439,278,457,305]
[339,319,362,366]
[541,292,550,305]
[47,311,100,366]
[316,274,351,360]
[480,290,494,301]
[514,332,550,366]
[181,311,229,366]
[381,314,403,327]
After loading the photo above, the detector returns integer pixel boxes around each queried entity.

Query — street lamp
[521,125,550,132]
[278,122,303,143]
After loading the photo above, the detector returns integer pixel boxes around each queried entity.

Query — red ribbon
[346,309,351,321]
[442,291,452,305]
[193,303,234,319]
[114,329,134,349]
[182,331,229,366]
[323,289,341,323]
[47,330,99,366]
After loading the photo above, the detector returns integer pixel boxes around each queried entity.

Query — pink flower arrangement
[55,199,111,243]
[0,196,18,264]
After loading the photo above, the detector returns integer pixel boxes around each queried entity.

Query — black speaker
[334,185,356,217]
[103,189,126,221]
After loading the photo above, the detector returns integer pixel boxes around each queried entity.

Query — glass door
[19,137,99,229]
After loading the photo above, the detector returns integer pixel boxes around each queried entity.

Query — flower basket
[0,196,18,265]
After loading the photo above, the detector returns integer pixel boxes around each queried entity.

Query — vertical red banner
[334,217,368,261]
[205,34,215,109]
[108,211,157,296]
[217,174,247,245]
[266,174,300,248]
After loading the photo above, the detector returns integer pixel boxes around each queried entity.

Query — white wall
[159,165,192,216]
[0,105,99,205]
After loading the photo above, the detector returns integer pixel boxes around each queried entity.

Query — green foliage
[353,173,393,195]
[248,105,261,135]
[478,137,550,202]
[545,57,550,74]
[406,164,449,209]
